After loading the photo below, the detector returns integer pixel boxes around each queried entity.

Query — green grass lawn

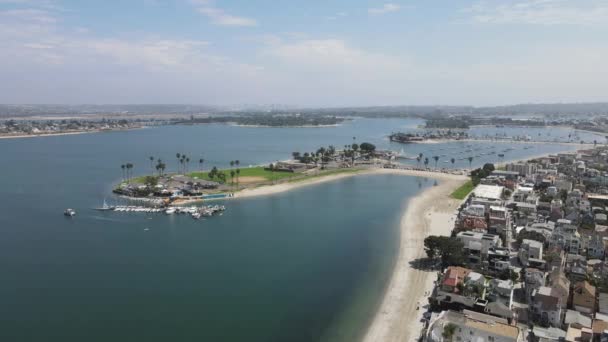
[450,180,475,200]
[189,166,294,182]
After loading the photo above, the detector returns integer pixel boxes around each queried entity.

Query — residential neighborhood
[424,147,608,342]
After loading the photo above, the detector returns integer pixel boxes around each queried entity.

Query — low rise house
[564,309,592,329]
[572,281,596,315]
[457,232,502,269]
[530,286,563,327]
[547,270,571,310]
[599,293,608,315]
[520,239,544,267]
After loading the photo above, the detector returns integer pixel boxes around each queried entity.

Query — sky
[1,0,607,107]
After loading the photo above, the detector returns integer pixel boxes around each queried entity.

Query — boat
[94,199,115,211]
[192,212,201,219]
[165,208,176,214]
[64,208,76,217]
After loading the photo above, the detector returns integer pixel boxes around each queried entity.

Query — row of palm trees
[414,153,475,170]
[228,160,241,187]
[120,163,134,183]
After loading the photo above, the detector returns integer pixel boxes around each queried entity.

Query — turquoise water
[0,118,594,341]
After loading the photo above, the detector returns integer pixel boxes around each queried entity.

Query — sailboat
[94,199,115,211]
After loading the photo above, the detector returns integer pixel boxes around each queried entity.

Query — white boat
[94,199,114,211]
[165,208,176,214]
[192,212,201,219]
[64,208,76,217]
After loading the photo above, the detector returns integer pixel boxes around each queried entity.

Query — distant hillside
[0,104,221,117]
[1,102,608,118]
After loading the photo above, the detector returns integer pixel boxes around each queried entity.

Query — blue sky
[1,0,607,106]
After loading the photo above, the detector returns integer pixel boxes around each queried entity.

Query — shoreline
[414,138,595,147]
[362,146,584,342]
[234,168,465,200]
[0,127,144,140]
[362,174,465,342]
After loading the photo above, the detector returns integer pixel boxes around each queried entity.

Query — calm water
[0,118,596,341]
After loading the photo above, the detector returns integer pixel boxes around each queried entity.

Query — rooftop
[472,184,504,200]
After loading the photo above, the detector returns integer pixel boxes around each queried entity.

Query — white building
[426,310,521,342]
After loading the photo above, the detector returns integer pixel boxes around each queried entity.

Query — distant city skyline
[1,0,607,106]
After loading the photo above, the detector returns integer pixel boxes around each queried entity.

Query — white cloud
[325,11,348,20]
[368,3,400,15]
[262,38,409,80]
[466,0,608,25]
[191,0,257,27]
[0,8,57,23]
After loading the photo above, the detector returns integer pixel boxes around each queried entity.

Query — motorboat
[64,208,76,217]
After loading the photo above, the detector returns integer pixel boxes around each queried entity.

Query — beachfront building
[426,310,522,342]
[506,162,538,176]
[433,267,485,309]
[457,232,502,269]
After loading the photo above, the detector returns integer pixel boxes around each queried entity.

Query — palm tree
[235,160,240,185]
[149,156,154,173]
[467,156,474,169]
[416,156,421,168]
[230,170,236,187]
[185,157,190,174]
[121,164,126,181]
[328,145,336,155]
[199,158,204,172]
[269,163,275,183]
[236,169,241,188]
[433,156,439,169]
[230,160,235,169]
[126,163,133,183]
[424,157,429,169]
[450,158,455,169]
[176,153,181,173]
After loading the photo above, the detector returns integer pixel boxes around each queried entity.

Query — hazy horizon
[1,0,607,106]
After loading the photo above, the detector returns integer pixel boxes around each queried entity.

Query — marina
[96,203,226,218]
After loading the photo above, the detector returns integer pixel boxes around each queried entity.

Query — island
[180,113,347,127]
[112,141,409,205]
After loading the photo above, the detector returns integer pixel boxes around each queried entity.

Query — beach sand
[362,172,465,342]
[234,168,465,200]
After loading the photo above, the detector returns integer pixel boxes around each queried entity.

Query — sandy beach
[362,173,466,342]
[234,168,465,200]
